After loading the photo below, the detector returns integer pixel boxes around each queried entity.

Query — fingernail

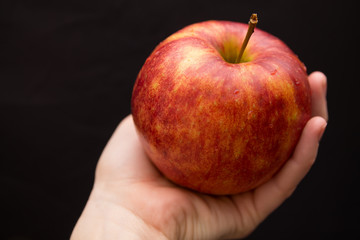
[318,122,327,141]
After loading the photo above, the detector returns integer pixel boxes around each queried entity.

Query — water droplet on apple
[295,79,300,85]
[234,89,240,94]
[270,69,277,75]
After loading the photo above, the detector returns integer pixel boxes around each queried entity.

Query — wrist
[71,189,168,240]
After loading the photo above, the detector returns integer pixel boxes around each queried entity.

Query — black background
[1,0,358,239]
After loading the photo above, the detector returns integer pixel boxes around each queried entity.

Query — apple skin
[131,20,311,195]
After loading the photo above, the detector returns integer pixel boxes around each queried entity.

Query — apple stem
[236,13,258,63]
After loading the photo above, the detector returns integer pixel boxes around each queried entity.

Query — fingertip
[311,71,326,88]
[105,114,138,152]
[309,71,327,81]
[305,116,327,138]
[309,116,327,141]
[114,114,135,134]
[120,114,134,126]
[309,71,327,94]
[291,116,327,164]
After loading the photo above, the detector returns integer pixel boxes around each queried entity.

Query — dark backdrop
[1,0,358,239]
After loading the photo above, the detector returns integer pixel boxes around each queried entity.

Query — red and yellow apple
[131,19,311,195]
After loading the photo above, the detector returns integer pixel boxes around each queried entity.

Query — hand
[71,71,328,240]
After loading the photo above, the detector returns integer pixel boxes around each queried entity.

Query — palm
[96,127,259,239]
[89,71,328,239]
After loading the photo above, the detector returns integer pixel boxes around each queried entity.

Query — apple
[131,15,311,195]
